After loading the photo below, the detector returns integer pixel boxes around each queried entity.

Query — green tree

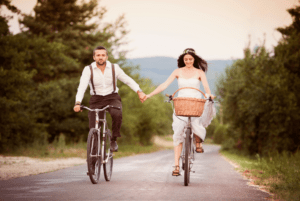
[20,0,128,71]
[216,2,300,156]
[276,2,300,77]
[0,0,20,35]
[12,0,132,143]
[10,0,173,146]
[0,1,44,151]
[0,1,90,150]
[274,3,300,152]
[216,46,299,156]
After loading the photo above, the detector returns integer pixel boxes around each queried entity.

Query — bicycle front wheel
[184,128,191,186]
[87,128,101,184]
[103,128,113,181]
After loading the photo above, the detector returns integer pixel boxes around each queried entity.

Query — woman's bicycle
[165,87,214,186]
[80,105,121,184]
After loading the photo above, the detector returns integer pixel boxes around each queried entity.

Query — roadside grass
[220,150,300,201]
[1,134,213,161]
[163,135,173,141]
[162,135,215,144]
[1,134,168,160]
[203,137,214,144]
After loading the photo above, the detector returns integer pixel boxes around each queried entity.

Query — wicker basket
[172,87,206,117]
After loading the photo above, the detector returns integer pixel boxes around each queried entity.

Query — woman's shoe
[196,144,204,153]
[172,165,181,176]
[195,135,204,153]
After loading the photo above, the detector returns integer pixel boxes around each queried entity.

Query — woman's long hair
[177,48,208,72]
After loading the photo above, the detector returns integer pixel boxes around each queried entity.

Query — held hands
[137,91,147,103]
[137,91,151,103]
[143,94,150,102]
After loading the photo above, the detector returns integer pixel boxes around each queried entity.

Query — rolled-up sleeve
[115,64,140,92]
[75,66,91,103]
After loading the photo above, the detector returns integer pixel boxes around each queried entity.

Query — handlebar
[80,105,121,112]
[164,94,217,103]
[164,94,173,103]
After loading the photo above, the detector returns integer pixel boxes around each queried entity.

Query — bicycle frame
[81,104,120,184]
[165,90,216,186]
[92,109,108,164]
[81,105,118,164]
[181,117,195,170]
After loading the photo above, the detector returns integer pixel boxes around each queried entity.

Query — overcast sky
[2,0,299,60]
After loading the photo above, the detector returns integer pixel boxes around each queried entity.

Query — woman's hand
[142,94,151,103]
[206,93,215,100]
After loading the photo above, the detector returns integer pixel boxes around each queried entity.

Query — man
[74,46,146,152]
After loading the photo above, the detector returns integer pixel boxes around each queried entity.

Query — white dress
[172,78,210,146]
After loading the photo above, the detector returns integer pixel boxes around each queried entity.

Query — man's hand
[73,105,81,112]
[137,91,146,103]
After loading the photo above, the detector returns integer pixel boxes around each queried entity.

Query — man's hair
[93,46,107,56]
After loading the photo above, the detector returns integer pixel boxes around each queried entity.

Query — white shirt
[75,61,140,103]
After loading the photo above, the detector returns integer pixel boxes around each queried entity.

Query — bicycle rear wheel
[184,128,191,186]
[103,128,113,181]
[87,128,101,184]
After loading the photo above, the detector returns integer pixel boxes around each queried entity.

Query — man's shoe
[110,140,118,152]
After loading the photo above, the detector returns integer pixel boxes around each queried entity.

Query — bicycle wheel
[87,128,101,184]
[103,128,113,181]
[184,128,191,186]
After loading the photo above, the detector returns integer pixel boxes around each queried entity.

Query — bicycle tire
[87,128,101,184]
[184,128,191,186]
[103,128,113,181]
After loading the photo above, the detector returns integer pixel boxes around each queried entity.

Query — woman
[143,48,214,176]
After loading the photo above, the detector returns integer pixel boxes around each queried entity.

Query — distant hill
[128,57,233,96]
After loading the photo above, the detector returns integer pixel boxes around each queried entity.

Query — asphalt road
[0,145,271,200]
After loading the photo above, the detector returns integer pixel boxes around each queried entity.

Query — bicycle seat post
[188,117,192,128]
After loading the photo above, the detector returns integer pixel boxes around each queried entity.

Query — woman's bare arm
[147,69,178,98]
[199,70,213,98]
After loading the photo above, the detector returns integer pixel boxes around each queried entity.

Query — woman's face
[183,54,194,67]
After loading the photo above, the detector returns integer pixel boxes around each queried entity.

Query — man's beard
[97,60,106,66]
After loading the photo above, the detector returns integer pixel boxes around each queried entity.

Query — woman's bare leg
[174,143,183,166]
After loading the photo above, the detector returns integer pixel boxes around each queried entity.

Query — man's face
[93,49,108,66]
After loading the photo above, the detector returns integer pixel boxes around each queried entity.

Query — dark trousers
[88,93,122,140]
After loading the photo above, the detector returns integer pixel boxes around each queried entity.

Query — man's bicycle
[165,87,214,186]
[80,105,121,184]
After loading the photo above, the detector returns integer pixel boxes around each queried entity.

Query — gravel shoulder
[0,156,86,180]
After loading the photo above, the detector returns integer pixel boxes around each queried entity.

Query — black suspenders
[112,64,116,93]
[89,64,116,95]
[89,65,96,95]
